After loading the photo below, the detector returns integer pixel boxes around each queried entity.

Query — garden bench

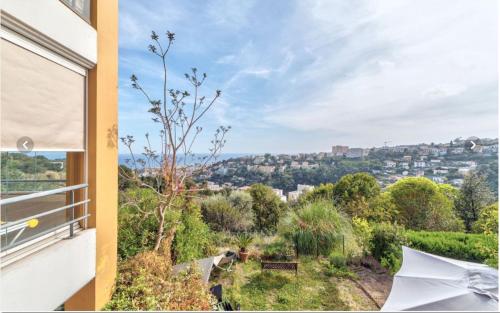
[261,261,298,275]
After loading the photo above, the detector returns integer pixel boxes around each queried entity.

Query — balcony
[1,182,90,254]
[1,182,95,311]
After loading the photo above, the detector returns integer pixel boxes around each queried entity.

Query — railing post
[69,190,75,238]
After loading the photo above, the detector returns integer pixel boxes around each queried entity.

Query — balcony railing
[0,184,90,252]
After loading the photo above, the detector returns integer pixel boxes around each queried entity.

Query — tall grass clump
[279,200,360,258]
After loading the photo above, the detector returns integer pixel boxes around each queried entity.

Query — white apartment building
[414,161,427,168]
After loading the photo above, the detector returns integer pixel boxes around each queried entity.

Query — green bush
[174,205,216,263]
[351,217,372,255]
[249,184,286,233]
[369,222,407,273]
[235,232,254,251]
[387,177,464,231]
[473,203,498,235]
[406,230,498,265]
[329,252,347,268]
[261,240,295,261]
[280,200,359,257]
[200,194,254,232]
[118,188,164,260]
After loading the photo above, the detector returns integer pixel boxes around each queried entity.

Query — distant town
[199,137,498,201]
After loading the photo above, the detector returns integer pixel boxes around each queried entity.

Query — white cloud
[260,0,497,147]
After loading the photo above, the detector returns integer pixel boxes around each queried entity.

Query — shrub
[369,222,407,273]
[406,230,498,265]
[351,217,372,256]
[297,183,334,206]
[118,188,163,260]
[472,203,498,235]
[261,239,295,261]
[280,200,358,257]
[105,251,215,310]
[249,184,286,233]
[329,252,347,268]
[388,177,464,231]
[235,232,254,251]
[333,173,381,216]
[174,205,216,263]
[201,192,254,232]
[455,172,494,231]
[365,191,398,223]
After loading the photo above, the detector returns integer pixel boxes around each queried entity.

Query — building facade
[1,0,118,310]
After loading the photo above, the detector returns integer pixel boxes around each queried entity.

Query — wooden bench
[261,261,298,275]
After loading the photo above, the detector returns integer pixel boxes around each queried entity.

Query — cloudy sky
[119,0,498,154]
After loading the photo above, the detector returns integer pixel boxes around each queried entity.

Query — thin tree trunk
[154,211,166,251]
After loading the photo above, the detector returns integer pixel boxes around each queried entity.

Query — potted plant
[236,233,253,263]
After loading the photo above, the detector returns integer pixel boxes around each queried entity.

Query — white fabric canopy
[172,254,226,283]
[382,246,498,311]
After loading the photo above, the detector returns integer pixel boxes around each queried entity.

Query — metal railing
[1,179,67,194]
[0,184,90,252]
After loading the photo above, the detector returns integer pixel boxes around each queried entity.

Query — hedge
[406,230,497,265]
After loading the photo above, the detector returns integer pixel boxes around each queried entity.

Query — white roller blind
[1,39,85,151]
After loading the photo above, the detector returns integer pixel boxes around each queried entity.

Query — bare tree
[120,30,230,251]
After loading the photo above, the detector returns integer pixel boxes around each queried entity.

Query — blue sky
[119,0,498,154]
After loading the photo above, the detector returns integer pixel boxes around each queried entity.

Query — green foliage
[118,188,164,260]
[105,251,215,311]
[235,232,254,250]
[369,222,407,273]
[222,258,350,310]
[333,173,380,216]
[406,230,498,265]
[351,217,372,255]
[261,239,295,261]
[388,177,464,231]
[473,203,498,235]
[200,193,254,232]
[297,183,334,205]
[455,172,495,231]
[280,200,358,257]
[174,205,216,263]
[249,184,286,233]
[365,191,398,222]
[329,252,347,268]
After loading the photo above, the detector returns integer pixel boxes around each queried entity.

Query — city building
[346,148,364,158]
[385,160,397,168]
[1,1,118,310]
[414,161,426,168]
[331,145,349,156]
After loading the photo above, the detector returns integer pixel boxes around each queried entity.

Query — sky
[119,0,498,154]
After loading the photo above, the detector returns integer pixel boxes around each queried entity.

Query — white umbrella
[382,246,498,311]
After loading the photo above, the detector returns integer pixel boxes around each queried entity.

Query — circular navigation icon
[16,136,34,152]
[464,136,480,152]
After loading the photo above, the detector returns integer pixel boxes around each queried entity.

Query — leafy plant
[249,184,286,233]
[329,252,347,268]
[200,192,254,232]
[369,222,407,273]
[388,177,464,231]
[173,205,216,263]
[280,200,358,257]
[406,230,498,264]
[236,233,254,251]
[472,203,498,235]
[261,240,295,261]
